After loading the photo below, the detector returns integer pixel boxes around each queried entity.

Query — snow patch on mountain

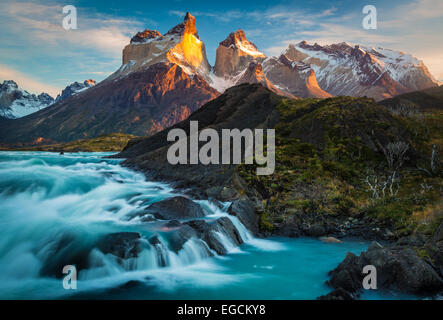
[55,79,96,102]
[0,80,54,119]
[285,41,439,100]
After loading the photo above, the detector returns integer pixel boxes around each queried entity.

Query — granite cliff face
[263,55,332,98]
[213,30,266,79]
[117,12,211,81]
[210,30,329,98]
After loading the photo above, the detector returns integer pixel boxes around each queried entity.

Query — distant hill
[1,133,137,152]
[380,85,443,110]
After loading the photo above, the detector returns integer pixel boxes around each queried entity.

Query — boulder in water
[169,225,198,253]
[96,232,142,260]
[148,234,170,267]
[203,217,244,255]
[184,217,244,255]
[320,236,342,243]
[326,241,443,296]
[228,199,259,235]
[145,196,205,220]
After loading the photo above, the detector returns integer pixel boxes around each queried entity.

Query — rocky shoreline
[122,159,443,300]
[116,84,443,299]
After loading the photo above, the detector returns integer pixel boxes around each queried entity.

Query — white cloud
[0,1,150,94]
[1,1,143,56]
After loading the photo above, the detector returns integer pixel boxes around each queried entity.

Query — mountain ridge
[0,12,440,146]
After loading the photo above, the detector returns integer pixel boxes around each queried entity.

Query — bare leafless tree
[364,171,400,199]
[385,103,424,120]
[380,141,409,170]
[417,144,441,176]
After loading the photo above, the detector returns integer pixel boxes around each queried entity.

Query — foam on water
[0,152,418,300]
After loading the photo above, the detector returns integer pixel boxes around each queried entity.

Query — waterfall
[0,151,266,298]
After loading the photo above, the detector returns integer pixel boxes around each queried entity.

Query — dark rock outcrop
[317,288,356,300]
[168,224,198,252]
[184,217,244,255]
[144,196,205,220]
[325,240,443,297]
[130,29,162,43]
[96,232,143,260]
[203,217,244,255]
[228,199,259,236]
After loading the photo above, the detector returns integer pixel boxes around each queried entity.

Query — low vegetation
[239,96,442,236]
[3,133,137,152]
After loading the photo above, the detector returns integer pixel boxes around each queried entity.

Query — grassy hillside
[2,133,137,152]
[239,96,442,237]
[380,85,443,111]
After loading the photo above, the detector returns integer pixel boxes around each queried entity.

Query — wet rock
[317,288,355,300]
[145,196,205,220]
[327,241,443,296]
[169,225,198,253]
[165,220,182,228]
[184,219,210,234]
[37,232,93,278]
[148,234,169,267]
[203,217,244,255]
[228,199,259,235]
[276,222,300,238]
[425,221,443,276]
[96,232,142,260]
[302,222,327,237]
[184,217,244,255]
[320,236,342,243]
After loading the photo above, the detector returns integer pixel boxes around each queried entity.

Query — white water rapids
[0,151,284,299]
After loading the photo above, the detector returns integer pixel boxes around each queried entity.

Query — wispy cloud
[0,1,148,93]
[0,64,60,96]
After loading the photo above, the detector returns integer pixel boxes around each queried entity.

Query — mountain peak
[118,12,210,81]
[1,80,18,90]
[219,30,264,58]
[165,12,199,38]
[220,30,246,46]
[214,30,266,79]
[0,80,54,119]
[130,29,162,44]
[55,79,96,102]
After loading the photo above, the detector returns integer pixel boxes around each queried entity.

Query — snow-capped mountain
[263,54,332,98]
[210,30,329,98]
[234,61,296,98]
[213,30,265,79]
[0,80,54,119]
[1,12,440,146]
[55,79,96,102]
[283,41,440,100]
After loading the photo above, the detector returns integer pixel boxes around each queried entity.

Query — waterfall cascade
[0,152,261,297]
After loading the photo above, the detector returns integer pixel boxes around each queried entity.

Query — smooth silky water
[0,152,415,300]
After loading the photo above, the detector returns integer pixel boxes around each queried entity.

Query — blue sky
[0,0,442,96]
